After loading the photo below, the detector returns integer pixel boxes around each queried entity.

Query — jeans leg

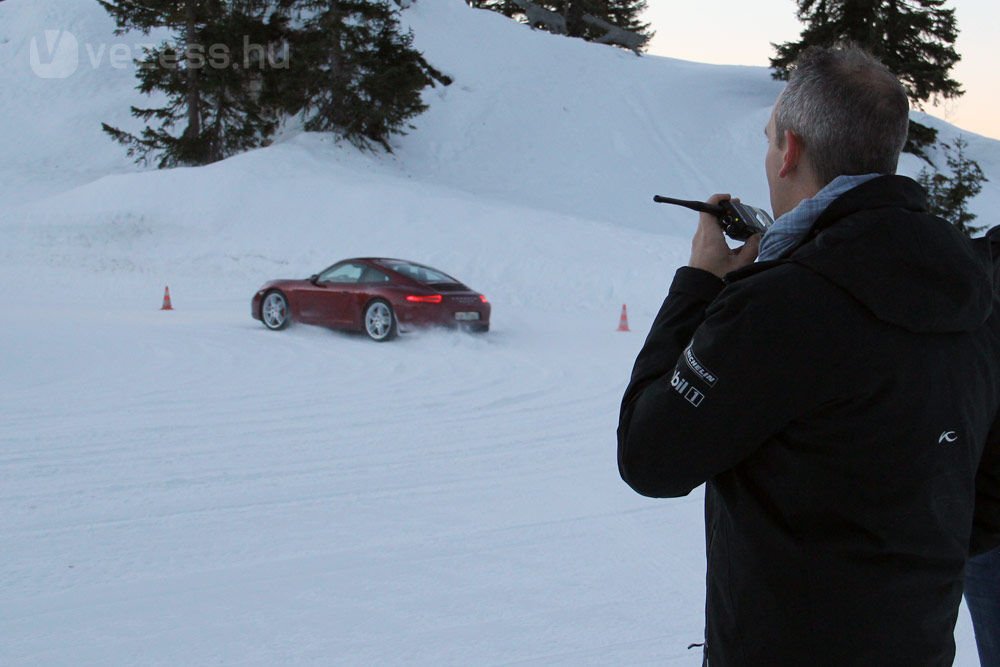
[966,546,1000,667]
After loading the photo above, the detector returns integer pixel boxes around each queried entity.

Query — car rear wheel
[364,300,397,342]
[262,291,290,330]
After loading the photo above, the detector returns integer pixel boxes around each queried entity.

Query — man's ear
[779,129,803,178]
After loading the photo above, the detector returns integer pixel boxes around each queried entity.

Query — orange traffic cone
[617,304,630,332]
[161,286,174,311]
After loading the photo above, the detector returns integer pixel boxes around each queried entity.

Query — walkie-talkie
[653,195,774,241]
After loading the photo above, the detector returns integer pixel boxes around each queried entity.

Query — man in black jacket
[618,45,1000,666]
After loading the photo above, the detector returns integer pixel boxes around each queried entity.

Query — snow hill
[1,0,996,664]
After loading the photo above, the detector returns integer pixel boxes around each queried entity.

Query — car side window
[318,263,365,284]
[360,267,391,283]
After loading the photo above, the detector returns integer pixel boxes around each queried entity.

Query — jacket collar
[796,175,927,250]
[726,175,927,285]
[725,175,994,333]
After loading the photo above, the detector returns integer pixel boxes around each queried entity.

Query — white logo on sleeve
[938,431,958,444]
[683,345,718,387]
[670,370,705,407]
[685,387,705,407]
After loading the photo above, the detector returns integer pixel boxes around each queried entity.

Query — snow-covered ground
[1,0,995,664]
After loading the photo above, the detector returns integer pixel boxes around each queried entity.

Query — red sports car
[251,258,491,341]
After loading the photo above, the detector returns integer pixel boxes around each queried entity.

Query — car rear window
[360,267,391,283]
[380,261,458,285]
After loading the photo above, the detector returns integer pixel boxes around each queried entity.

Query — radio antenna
[652,196,725,216]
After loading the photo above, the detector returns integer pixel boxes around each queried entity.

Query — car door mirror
[308,274,319,284]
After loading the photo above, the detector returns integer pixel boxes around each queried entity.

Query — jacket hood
[788,175,995,333]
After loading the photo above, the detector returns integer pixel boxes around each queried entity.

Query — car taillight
[406,294,443,304]
[480,295,489,303]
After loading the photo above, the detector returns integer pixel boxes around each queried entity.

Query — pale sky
[642,0,1000,141]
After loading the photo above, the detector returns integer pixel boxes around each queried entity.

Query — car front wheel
[261,291,290,330]
[364,300,397,342]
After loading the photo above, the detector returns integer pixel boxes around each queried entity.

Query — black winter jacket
[618,176,1000,666]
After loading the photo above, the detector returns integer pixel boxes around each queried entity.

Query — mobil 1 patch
[669,369,706,407]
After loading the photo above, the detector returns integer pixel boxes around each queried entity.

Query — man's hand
[688,193,761,279]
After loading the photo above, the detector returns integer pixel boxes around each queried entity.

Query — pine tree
[770,0,962,157]
[466,0,520,18]
[583,0,651,51]
[470,0,652,51]
[103,0,445,162]
[281,1,436,152]
[99,1,288,167]
[603,0,650,38]
[918,136,988,237]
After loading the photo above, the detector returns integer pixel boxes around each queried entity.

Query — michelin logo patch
[668,344,717,408]
[683,344,718,387]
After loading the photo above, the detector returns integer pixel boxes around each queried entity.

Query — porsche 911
[251,258,491,341]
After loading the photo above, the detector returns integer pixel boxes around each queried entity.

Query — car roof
[354,257,425,266]
[348,258,449,272]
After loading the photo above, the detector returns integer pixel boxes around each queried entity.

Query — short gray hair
[775,45,909,186]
